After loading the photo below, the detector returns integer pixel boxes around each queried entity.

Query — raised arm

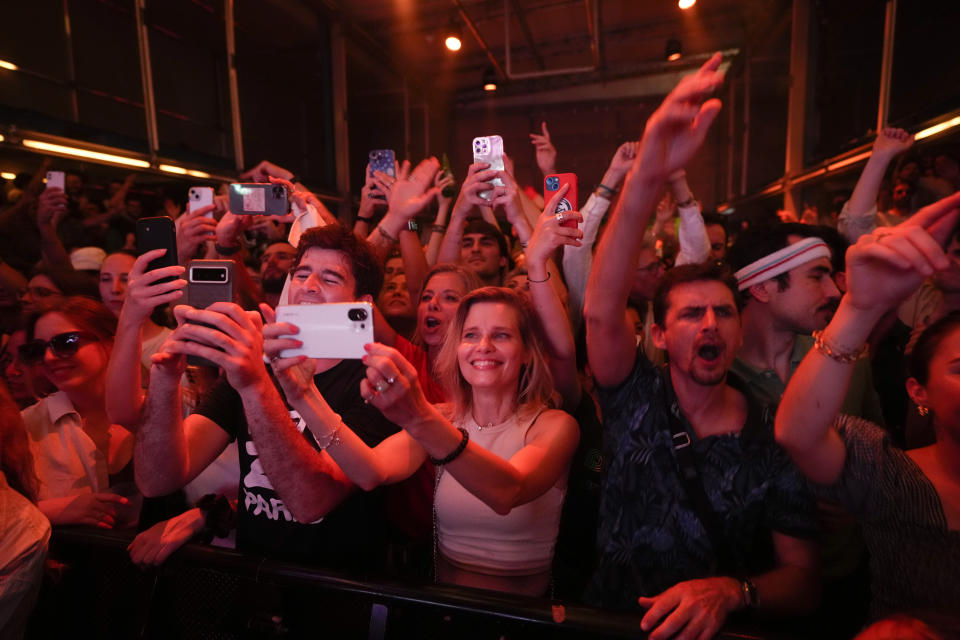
[667,169,710,266]
[529,121,558,179]
[776,191,960,484]
[354,163,384,238]
[425,172,455,265]
[164,302,356,522]
[36,187,72,271]
[362,344,579,515]
[437,163,499,264]
[585,54,724,387]
[105,250,187,428]
[839,128,914,242]
[367,157,440,258]
[525,184,582,408]
[563,141,636,329]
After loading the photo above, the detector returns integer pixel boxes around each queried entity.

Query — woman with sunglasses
[19,297,135,529]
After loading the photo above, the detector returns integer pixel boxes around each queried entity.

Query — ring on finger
[387,376,397,385]
[375,380,389,393]
[555,212,564,223]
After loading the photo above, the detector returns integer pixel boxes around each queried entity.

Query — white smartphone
[45,171,65,191]
[472,135,505,200]
[276,302,373,360]
[188,186,215,218]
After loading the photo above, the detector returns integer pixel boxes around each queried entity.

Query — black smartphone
[185,260,235,367]
[228,183,289,216]
[135,216,178,283]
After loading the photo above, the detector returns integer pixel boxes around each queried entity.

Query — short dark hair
[294,224,383,298]
[908,311,960,385]
[463,218,508,259]
[652,262,739,327]
[702,212,727,231]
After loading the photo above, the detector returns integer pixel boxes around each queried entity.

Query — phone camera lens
[348,308,368,322]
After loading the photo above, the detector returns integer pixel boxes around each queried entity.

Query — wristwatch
[739,577,758,608]
[215,242,241,256]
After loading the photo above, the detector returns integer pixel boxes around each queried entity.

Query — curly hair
[0,382,39,502]
[294,224,383,299]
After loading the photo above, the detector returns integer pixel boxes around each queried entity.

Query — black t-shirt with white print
[195,359,399,570]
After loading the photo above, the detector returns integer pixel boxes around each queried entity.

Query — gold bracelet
[811,330,867,364]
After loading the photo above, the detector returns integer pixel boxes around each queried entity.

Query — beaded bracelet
[812,330,867,364]
[429,427,469,465]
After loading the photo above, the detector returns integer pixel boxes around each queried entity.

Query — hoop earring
[917,405,930,417]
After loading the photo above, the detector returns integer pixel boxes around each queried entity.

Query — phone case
[185,260,235,367]
[544,173,578,228]
[369,150,396,201]
[472,135,505,200]
[188,186,215,216]
[135,217,179,281]
[45,171,65,191]
[276,302,374,360]
[228,183,289,216]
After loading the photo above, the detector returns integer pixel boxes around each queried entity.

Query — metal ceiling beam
[506,0,545,70]
[452,0,507,79]
[505,0,598,80]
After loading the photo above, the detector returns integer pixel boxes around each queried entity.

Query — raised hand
[127,507,206,566]
[240,159,294,183]
[165,302,270,392]
[872,127,914,159]
[526,183,583,269]
[435,170,455,207]
[844,191,960,317]
[638,577,741,640]
[37,187,68,229]
[452,162,500,217]
[609,141,639,177]
[120,249,187,326]
[529,121,558,176]
[176,204,218,263]
[489,169,526,226]
[383,157,442,222]
[635,52,724,183]
[359,343,433,428]
[259,303,318,401]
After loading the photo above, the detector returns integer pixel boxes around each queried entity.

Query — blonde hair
[414,263,481,348]
[434,287,555,421]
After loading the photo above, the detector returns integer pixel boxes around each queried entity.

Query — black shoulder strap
[661,370,742,574]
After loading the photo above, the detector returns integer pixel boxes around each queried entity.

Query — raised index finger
[904,191,960,244]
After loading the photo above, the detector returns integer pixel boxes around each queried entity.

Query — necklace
[472,412,511,431]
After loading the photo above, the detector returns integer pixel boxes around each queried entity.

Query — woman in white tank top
[277,287,579,596]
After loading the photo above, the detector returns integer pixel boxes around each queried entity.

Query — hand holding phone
[45,171,65,191]
[188,187,215,217]
[369,150,396,201]
[544,173,578,228]
[472,136,505,200]
[276,302,373,360]
[228,183,289,216]
[184,260,235,366]
[136,217,179,281]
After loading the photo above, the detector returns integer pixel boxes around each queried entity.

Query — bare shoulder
[528,408,580,442]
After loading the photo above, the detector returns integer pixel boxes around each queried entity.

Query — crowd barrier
[28,526,808,639]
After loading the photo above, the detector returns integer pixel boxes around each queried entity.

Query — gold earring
[918,405,930,417]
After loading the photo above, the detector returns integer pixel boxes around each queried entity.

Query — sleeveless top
[434,408,565,575]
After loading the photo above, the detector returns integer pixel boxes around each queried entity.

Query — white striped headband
[734,237,831,291]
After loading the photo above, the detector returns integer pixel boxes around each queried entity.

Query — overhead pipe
[504,0,599,80]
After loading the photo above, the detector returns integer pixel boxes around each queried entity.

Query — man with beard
[584,54,818,638]
[727,224,883,422]
[259,241,296,308]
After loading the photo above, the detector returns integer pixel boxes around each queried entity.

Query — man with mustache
[584,54,819,639]
[259,241,296,308]
[727,224,884,422]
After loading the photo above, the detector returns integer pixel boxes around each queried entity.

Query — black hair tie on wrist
[429,427,469,465]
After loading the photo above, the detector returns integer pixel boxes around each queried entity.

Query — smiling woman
[19,297,140,530]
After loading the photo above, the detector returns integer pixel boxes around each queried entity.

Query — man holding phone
[133,224,400,571]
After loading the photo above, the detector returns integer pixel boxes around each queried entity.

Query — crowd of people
[1,52,959,639]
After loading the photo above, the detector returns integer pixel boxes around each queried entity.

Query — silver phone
[276,302,373,360]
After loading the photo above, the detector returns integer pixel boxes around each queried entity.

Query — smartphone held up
[472,135,505,200]
[544,173,578,229]
[276,302,374,360]
[228,182,289,216]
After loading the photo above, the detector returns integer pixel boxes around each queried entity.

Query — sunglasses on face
[18,331,98,365]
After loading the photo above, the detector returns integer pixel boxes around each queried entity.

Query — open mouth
[697,344,722,362]
[424,317,441,329]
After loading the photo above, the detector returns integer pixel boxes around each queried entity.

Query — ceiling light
[1,172,16,181]
[445,35,462,51]
[666,39,682,62]
[482,67,497,92]
[22,139,150,168]
[678,0,696,9]
[0,134,5,142]
[827,150,872,172]
[914,115,960,141]
[159,164,188,175]
[187,169,211,179]
[0,60,17,71]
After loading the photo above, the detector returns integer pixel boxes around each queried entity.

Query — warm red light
[668,52,682,61]
[445,36,462,51]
